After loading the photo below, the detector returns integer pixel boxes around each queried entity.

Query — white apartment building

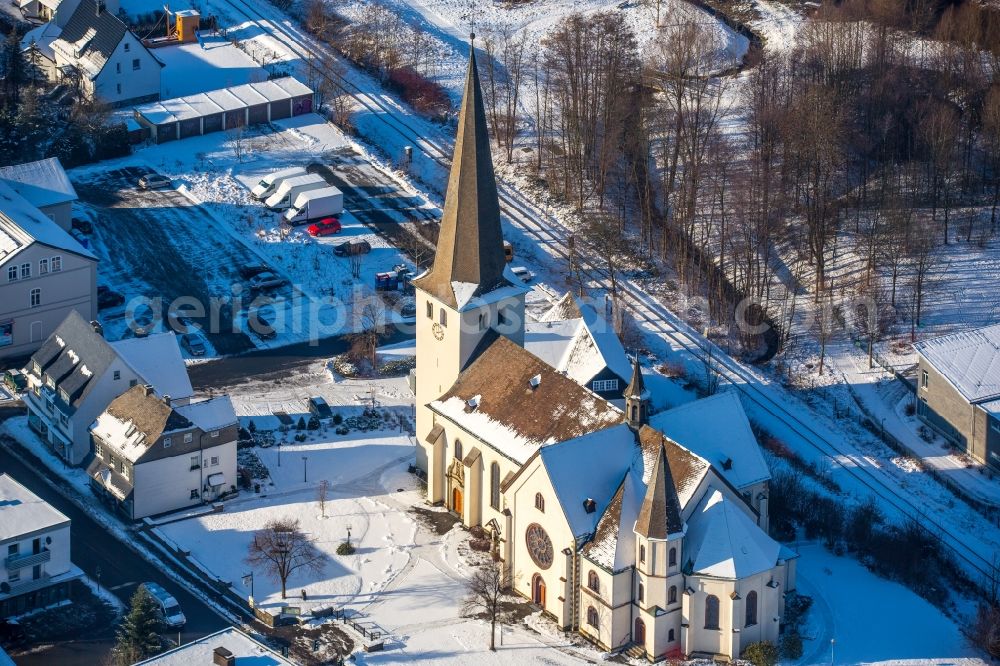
[23,311,193,465]
[0,474,82,619]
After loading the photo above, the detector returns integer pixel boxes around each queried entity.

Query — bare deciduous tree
[245,518,324,599]
[461,565,510,651]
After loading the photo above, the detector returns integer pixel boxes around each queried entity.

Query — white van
[251,166,307,200]
[139,582,186,628]
[264,174,327,211]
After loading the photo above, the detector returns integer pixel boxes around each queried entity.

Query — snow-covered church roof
[650,391,770,491]
[683,490,786,579]
[429,335,622,464]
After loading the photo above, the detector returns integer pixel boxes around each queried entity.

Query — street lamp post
[302,456,308,483]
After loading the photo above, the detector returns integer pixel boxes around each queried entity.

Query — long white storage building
[134,77,314,144]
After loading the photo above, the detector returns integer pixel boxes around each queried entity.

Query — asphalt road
[0,442,228,665]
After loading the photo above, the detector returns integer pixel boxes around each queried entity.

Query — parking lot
[74,166,282,355]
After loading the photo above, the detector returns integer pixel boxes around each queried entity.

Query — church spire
[411,37,509,309]
[624,355,650,428]
[634,439,683,540]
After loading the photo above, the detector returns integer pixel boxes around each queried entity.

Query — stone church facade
[413,42,797,662]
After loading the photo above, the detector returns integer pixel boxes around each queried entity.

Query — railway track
[215,0,998,586]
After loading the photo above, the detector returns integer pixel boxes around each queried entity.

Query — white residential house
[88,385,238,520]
[0,179,96,361]
[0,474,83,619]
[0,158,79,232]
[23,310,193,465]
[38,0,162,106]
[524,292,633,403]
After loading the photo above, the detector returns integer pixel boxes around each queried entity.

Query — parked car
[139,582,186,629]
[307,217,342,237]
[3,369,26,393]
[71,217,93,234]
[180,332,207,357]
[334,239,372,257]
[238,263,274,280]
[138,173,172,190]
[308,396,333,419]
[250,306,278,340]
[97,286,125,310]
[511,266,535,283]
[248,271,288,292]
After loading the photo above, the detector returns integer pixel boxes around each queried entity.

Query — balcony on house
[5,548,51,570]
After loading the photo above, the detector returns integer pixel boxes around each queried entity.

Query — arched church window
[490,462,500,509]
[705,594,720,629]
[668,628,675,642]
[440,309,447,326]
[426,301,433,318]
[587,606,598,628]
[669,547,677,567]
[639,544,645,563]
[745,590,758,627]
[454,439,463,461]
[588,571,599,593]
[669,585,677,604]
[638,582,644,602]
[534,493,545,512]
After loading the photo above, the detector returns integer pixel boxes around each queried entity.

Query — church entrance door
[532,574,546,606]
[634,617,646,644]
[452,488,463,515]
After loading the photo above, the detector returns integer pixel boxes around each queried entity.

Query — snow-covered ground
[795,543,981,665]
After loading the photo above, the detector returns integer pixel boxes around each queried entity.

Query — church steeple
[411,37,509,309]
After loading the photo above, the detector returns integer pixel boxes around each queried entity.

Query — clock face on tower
[525,523,553,569]
[432,323,445,340]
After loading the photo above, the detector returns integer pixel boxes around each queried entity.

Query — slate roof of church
[411,42,514,309]
[428,335,622,464]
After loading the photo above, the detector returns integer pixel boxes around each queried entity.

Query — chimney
[141,384,153,397]
[95,0,105,15]
[90,320,104,337]
[212,646,235,666]
[163,395,171,406]
[528,374,541,389]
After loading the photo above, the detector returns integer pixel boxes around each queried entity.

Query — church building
[413,42,797,662]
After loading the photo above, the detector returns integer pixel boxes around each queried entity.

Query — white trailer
[284,186,344,225]
[264,173,327,210]
[251,166,307,200]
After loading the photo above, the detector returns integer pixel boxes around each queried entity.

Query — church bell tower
[412,37,528,503]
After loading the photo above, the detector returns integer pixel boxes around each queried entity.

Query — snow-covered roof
[176,395,237,432]
[21,21,62,61]
[112,333,193,400]
[429,336,622,464]
[539,423,637,539]
[582,470,642,571]
[0,180,94,264]
[525,293,632,386]
[650,392,771,490]
[915,323,1000,407]
[0,157,77,209]
[0,473,69,542]
[135,77,313,125]
[133,627,295,665]
[684,489,782,579]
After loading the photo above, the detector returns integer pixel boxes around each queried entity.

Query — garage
[133,77,315,143]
